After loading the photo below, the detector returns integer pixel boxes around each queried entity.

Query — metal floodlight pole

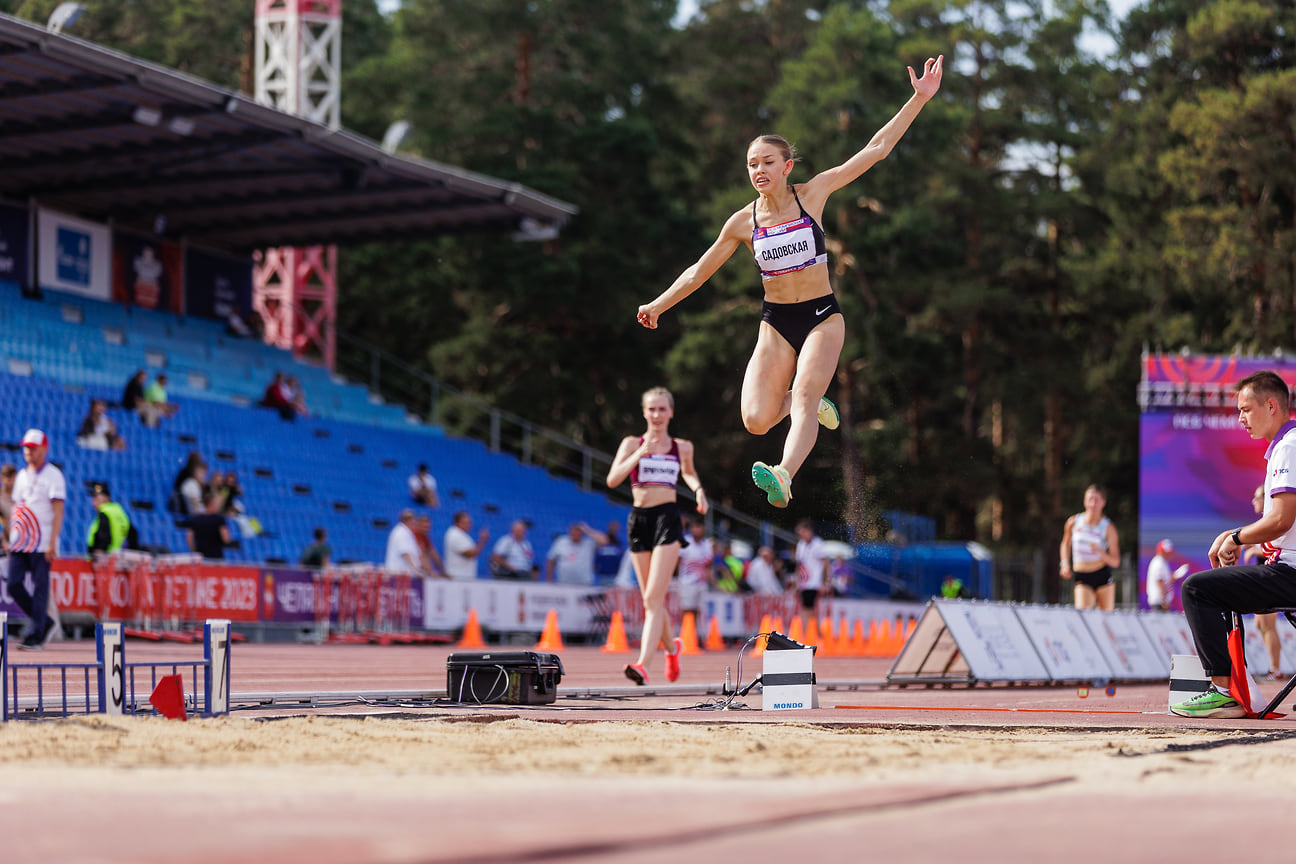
[253,0,342,370]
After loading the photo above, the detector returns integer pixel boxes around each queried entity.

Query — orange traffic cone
[535,609,565,651]
[751,614,772,657]
[849,619,867,657]
[821,616,841,657]
[878,619,897,657]
[771,616,784,637]
[679,611,704,655]
[864,619,882,657]
[457,608,487,649]
[834,616,852,656]
[601,610,630,653]
[804,615,821,649]
[704,615,726,651]
[787,615,804,644]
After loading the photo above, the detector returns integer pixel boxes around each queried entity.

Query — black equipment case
[446,651,564,705]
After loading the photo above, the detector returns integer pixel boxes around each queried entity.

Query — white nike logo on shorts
[815,305,831,316]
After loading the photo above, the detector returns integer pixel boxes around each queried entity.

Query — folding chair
[1238,609,1296,717]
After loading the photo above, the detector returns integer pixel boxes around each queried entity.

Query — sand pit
[3,714,1296,864]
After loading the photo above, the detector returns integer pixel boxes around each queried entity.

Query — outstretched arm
[637,211,747,329]
[807,55,944,197]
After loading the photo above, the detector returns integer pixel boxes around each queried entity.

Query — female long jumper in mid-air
[636,55,944,508]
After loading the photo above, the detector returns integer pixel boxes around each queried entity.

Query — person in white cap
[6,429,66,649]
[1145,539,1188,611]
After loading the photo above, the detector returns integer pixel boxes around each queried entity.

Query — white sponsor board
[1081,609,1168,679]
[890,600,1048,683]
[423,580,601,635]
[1013,605,1113,682]
[37,208,112,299]
[1138,612,1197,664]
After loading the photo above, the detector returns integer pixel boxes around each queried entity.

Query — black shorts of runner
[761,294,842,354]
[1073,565,1112,590]
[627,502,684,552]
[799,589,820,611]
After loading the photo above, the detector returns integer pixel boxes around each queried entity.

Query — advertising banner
[185,246,253,322]
[1138,355,1296,609]
[1,559,261,622]
[0,202,29,289]
[112,231,183,313]
[37,208,112,299]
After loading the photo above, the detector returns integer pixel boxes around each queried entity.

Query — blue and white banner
[37,208,112,299]
[185,246,253,322]
[0,202,29,288]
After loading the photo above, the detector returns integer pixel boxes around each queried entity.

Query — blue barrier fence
[1,613,231,721]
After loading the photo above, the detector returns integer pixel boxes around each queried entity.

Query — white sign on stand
[1013,605,1113,682]
[889,600,1048,684]
[1082,609,1168,679]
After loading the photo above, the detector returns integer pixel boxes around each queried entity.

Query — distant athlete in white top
[1059,485,1121,611]
[635,57,943,509]
[607,387,707,686]
[794,518,830,627]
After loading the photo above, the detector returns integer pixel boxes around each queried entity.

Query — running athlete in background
[607,387,708,685]
[1059,485,1121,611]
[635,56,943,508]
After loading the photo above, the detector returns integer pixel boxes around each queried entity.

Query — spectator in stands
[169,451,205,516]
[141,372,178,427]
[408,463,439,508]
[490,519,538,580]
[830,555,852,597]
[413,514,445,577]
[300,527,331,568]
[121,369,147,413]
[745,545,786,596]
[86,482,139,558]
[76,399,126,452]
[0,462,16,553]
[676,517,715,624]
[385,510,424,576]
[713,539,745,593]
[285,376,309,418]
[545,522,608,585]
[185,491,232,560]
[210,470,259,538]
[7,429,66,648]
[443,511,489,581]
[593,520,625,585]
[178,461,208,517]
[260,372,298,421]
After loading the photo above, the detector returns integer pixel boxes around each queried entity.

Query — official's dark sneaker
[18,634,43,651]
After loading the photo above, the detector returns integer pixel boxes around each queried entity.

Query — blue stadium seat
[0,289,629,565]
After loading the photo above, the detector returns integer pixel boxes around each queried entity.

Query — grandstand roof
[0,14,577,252]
